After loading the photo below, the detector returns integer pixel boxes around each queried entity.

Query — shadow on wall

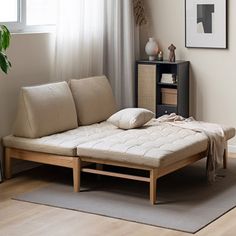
[0,147,2,182]
[189,66,196,117]
[189,65,204,120]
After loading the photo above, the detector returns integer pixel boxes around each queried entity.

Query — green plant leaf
[8,59,12,67]
[0,25,11,74]
[1,25,11,50]
[0,52,8,73]
[0,30,2,51]
[0,52,11,74]
[4,53,11,68]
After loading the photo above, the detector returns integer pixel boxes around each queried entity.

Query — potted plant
[0,25,11,74]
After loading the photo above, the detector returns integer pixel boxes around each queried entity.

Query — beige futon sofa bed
[3,76,235,204]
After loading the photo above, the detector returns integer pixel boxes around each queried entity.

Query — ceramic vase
[145,38,158,61]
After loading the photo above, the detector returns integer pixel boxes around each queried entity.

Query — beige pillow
[107,108,154,129]
[13,82,78,138]
[70,76,117,125]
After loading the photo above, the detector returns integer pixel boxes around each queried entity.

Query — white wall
[140,0,236,148]
[0,33,55,175]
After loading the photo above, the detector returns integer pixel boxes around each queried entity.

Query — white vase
[145,38,158,61]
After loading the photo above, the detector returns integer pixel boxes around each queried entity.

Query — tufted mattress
[3,122,122,156]
[76,122,234,168]
[3,120,235,167]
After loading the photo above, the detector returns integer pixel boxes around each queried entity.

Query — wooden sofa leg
[5,148,12,179]
[223,144,228,169]
[150,169,158,205]
[73,158,81,192]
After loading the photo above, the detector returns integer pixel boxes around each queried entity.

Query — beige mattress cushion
[70,76,117,125]
[77,122,209,168]
[13,82,78,138]
[4,122,122,156]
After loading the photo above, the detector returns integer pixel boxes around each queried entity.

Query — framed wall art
[185,0,227,49]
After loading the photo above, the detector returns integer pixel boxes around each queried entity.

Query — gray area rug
[13,159,236,233]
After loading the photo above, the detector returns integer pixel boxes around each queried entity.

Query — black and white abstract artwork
[185,0,227,48]
[197,4,215,34]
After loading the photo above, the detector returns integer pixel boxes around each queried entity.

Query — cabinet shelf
[157,82,177,88]
[157,104,177,115]
[136,60,189,118]
[157,104,177,107]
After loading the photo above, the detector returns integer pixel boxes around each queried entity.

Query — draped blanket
[157,114,226,182]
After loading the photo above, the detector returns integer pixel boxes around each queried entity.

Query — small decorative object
[161,74,173,84]
[161,73,176,84]
[145,37,158,61]
[133,0,147,26]
[157,51,163,61]
[168,44,176,62]
[185,0,227,48]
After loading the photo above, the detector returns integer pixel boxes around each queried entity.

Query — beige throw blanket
[157,113,226,182]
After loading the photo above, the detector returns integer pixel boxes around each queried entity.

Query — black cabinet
[135,60,189,118]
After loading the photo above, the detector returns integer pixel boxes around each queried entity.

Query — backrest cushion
[70,76,117,125]
[13,82,78,138]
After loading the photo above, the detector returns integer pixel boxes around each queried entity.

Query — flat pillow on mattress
[107,108,154,129]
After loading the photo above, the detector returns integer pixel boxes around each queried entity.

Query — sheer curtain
[55,0,105,81]
[55,0,138,108]
[104,0,137,108]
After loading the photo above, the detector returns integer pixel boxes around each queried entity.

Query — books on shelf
[160,73,177,84]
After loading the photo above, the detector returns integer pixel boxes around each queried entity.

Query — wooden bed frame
[4,145,228,205]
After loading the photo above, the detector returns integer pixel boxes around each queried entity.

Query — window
[0,0,18,22]
[0,0,57,32]
[26,0,57,26]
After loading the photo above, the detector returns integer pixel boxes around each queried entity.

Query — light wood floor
[1,156,236,236]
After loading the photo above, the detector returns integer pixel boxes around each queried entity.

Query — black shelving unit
[135,60,189,118]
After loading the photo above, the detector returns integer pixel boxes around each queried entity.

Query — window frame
[0,0,56,33]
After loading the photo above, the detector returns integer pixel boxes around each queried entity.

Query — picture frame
[185,0,227,49]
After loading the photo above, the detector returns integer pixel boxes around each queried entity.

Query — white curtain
[104,0,137,108]
[55,0,105,81]
[55,0,138,108]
